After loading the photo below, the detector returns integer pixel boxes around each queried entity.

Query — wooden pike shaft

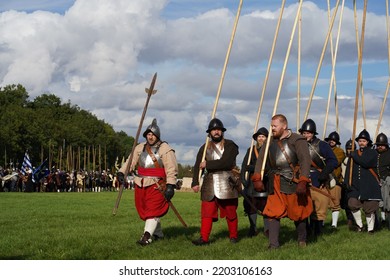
[349,0,368,185]
[245,0,286,181]
[261,0,303,178]
[198,0,243,182]
[112,73,158,216]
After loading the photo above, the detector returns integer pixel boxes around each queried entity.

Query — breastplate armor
[308,139,325,170]
[138,145,164,168]
[269,140,298,180]
[200,143,238,200]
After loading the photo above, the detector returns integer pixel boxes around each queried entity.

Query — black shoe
[153,234,164,241]
[247,229,258,238]
[230,237,238,244]
[192,238,210,246]
[368,230,375,235]
[137,231,152,246]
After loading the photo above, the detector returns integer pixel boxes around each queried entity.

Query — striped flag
[21,151,33,175]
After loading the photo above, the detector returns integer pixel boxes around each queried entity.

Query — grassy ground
[0,191,389,260]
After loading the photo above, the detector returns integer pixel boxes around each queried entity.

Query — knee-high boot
[295,219,307,245]
[247,213,258,236]
[267,219,280,249]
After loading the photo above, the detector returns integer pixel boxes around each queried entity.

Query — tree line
[0,84,193,178]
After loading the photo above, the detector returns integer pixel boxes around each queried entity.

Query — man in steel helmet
[191,118,240,245]
[299,119,337,238]
[345,129,382,233]
[117,118,178,245]
[375,132,390,230]
[240,127,269,237]
[324,131,346,229]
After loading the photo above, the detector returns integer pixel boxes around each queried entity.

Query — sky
[0,0,389,166]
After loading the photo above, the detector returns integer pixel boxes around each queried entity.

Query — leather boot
[267,219,280,249]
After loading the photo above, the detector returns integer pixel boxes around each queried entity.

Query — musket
[112,73,158,216]
[154,179,188,228]
[239,189,263,216]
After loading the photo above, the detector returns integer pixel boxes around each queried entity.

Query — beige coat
[119,141,178,187]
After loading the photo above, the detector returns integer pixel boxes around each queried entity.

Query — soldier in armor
[117,118,178,246]
[345,129,382,233]
[240,127,269,237]
[299,119,337,238]
[252,114,312,249]
[191,118,240,245]
[375,132,390,230]
[324,131,346,229]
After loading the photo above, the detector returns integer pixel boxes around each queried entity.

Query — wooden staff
[297,7,302,131]
[245,0,286,181]
[387,0,390,75]
[304,0,340,121]
[376,79,390,138]
[353,0,367,129]
[376,1,390,138]
[322,0,345,139]
[261,0,303,178]
[83,146,86,171]
[112,73,158,215]
[349,0,368,185]
[198,0,243,182]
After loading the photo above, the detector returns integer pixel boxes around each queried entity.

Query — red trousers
[200,198,238,241]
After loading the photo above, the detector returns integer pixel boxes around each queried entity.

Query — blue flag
[32,159,49,183]
[21,151,33,175]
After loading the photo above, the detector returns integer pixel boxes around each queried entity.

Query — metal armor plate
[201,171,238,200]
[308,139,325,170]
[138,146,164,168]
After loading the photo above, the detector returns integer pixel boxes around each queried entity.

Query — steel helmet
[375,132,389,147]
[324,131,341,145]
[143,118,161,139]
[206,118,226,133]
[355,129,372,145]
[298,119,318,135]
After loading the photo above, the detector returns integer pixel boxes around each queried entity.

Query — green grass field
[0,191,389,260]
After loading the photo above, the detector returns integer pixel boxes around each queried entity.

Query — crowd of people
[2,115,390,249]
[0,167,135,193]
[188,114,390,249]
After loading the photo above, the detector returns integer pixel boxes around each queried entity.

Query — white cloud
[0,0,389,166]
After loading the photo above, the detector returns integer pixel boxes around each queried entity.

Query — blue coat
[346,147,382,201]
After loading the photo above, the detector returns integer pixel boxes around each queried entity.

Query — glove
[164,184,175,201]
[296,180,308,205]
[296,180,307,196]
[318,172,329,183]
[251,173,264,192]
[116,172,125,185]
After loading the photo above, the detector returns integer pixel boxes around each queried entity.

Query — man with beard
[345,129,382,233]
[252,114,312,249]
[240,127,269,237]
[324,131,346,229]
[375,132,390,230]
[117,118,178,245]
[191,118,240,245]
